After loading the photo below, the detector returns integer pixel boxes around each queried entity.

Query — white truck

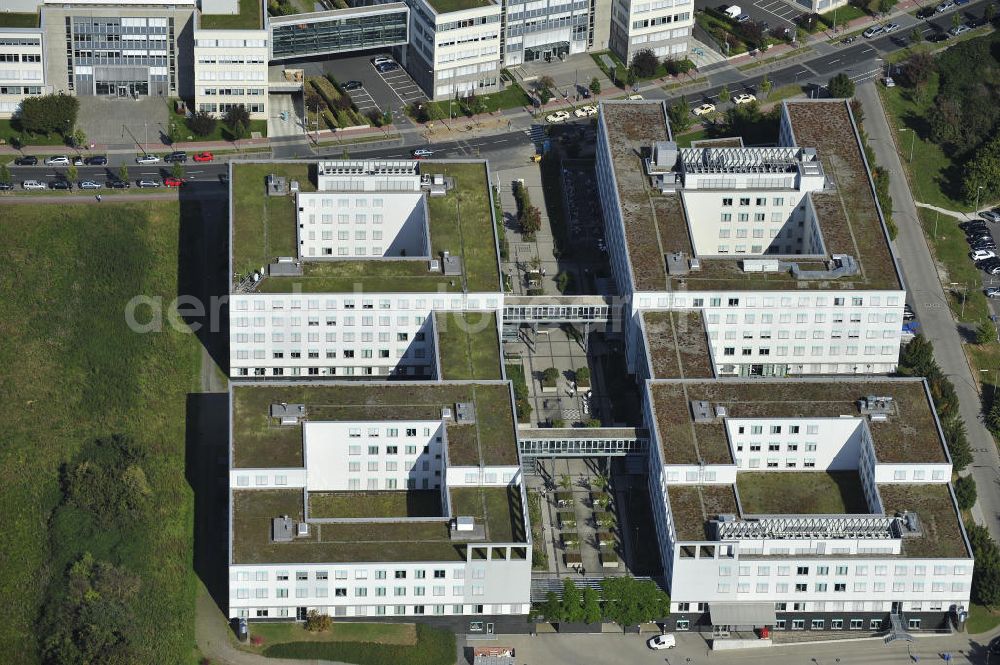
[723,4,742,18]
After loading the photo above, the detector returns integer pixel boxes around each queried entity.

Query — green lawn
[171,113,267,143]
[819,3,866,27]
[417,84,532,120]
[248,621,417,647]
[0,12,38,27]
[737,472,870,515]
[675,128,709,147]
[0,201,201,664]
[505,362,532,423]
[435,312,502,380]
[526,490,548,570]
[263,623,455,665]
[918,209,990,324]
[199,0,262,29]
[0,118,70,147]
[261,260,463,294]
[879,75,965,211]
[967,603,1000,634]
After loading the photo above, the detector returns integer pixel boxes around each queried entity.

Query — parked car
[970,241,997,252]
[647,635,676,650]
[985,287,1000,298]
[164,176,186,188]
[192,151,214,163]
[376,62,399,73]
[49,180,72,190]
[627,93,644,100]
[135,154,160,164]
[411,148,434,158]
[955,0,971,5]
[44,155,70,166]
[15,155,38,166]
[546,110,571,123]
[737,13,751,22]
[950,23,970,35]
[85,155,108,166]
[840,35,856,44]
[342,80,364,90]
[371,56,393,66]
[107,179,131,189]
[78,180,102,190]
[971,249,997,261]
[137,179,161,188]
[164,151,187,163]
[22,179,45,190]
[732,93,757,104]
[693,102,717,116]
[936,0,955,11]
[72,156,84,166]
[863,25,885,38]
[574,105,598,117]
[578,86,592,99]
[981,211,1000,223]
[883,77,896,87]
[961,220,989,230]
[0,182,13,191]
[984,262,1000,275]
[883,22,900,32]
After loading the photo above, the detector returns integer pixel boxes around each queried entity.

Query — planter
[554,622,603,634]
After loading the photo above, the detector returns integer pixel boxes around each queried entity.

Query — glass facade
[270,10,408,60]
[65,16,176,96]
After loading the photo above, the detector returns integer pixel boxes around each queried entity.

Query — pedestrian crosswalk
[526,125,547,147]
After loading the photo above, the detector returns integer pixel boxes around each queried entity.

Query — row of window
[631,11,690,28]
[237,568,463,582]
[0,54,40,63]
[234,318,421,336]
[717,581,965,593]
[306,229,388,240]
[691,296,883,308]
[236,584,483,599]
[235,297,488,311]
[0,86,41,95]
[235,348,424,360]
[722,345,897,357]
[234,365,430,377]
[709,311,890,325]
[197,102,264,113]
[239,603,497,618]
[199,88,266,96]
[720,563,968,577]
[715,329,897,341]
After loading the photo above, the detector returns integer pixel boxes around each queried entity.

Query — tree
[986,3,996,22]
[877,0,894,12]
[559,474,572,490]
[667,97,692,132]
[899,51,934,89]
[719,83,731,105]
[630,49,659,78]
[535,591,563,621]
[224,104,251,138]
[17,92,80,136]
[188,111,217,137]
[828,72,855,98]
[537,75,556,95]
[542,367,560,385]
[978,321,996,345]
[986,398,1000,434]
[67,164,78,183]
[305,89,327,115]
[0,162,10,185]
[521,205,542,236]
[760,73,772,100]
[955,475,978,510]
[910,26,924,44]
[72,128,87,148]
[305,610,332,632]
[952,12,961,30]
[963,132,1000,204]
[171,161,185,180]
[582,587,602,624]
[600,577,670,631]
[561,578,585,622]
[589,77,601,95]
[118,164,129,182]
[968,524,1000,607]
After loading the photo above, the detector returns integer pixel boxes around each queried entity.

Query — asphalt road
[4,161,229,188]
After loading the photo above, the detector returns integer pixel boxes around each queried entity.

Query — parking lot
[313,52,424,120]
[376,64,427,106]
[694,0,804,29]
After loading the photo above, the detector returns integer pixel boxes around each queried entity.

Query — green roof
[737,471,870,515]
[199,0,263,29]
[231,382,518,468]
[0,12,38,28]
[435,312,502,380]
[643,311,714,379]
[651,379,944,466]
[877,483,969,558]
[231,161,501,293]
[232,485,526,564]
[424,0,494,14]
[308,490,442,519]
[668,485,739,541]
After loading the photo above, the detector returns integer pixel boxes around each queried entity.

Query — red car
[192,151,214,163]
[165,177,186,188]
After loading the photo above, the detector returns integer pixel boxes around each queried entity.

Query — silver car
[79,180,102,190]
[44,155,70,166]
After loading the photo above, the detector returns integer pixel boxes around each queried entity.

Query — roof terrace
[599,101,901,292]
[231,382,518,469]
[651,379,946,466]
[230,160,501,293]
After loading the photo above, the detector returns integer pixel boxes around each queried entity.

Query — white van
[22,180,45,190]
[724,5,742,18]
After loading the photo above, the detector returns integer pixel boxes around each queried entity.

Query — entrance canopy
[709,602,776,626]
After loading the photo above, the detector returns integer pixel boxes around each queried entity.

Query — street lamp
[976,184,985,214]
[899,127,915,163]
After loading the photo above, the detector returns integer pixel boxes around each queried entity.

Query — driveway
[858,81,1000,542]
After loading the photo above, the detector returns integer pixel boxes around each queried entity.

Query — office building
[0,27,47,118]
[193,28,268,120]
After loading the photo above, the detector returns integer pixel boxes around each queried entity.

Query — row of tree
[513,179,542,238]
[626,50,696,84]
[533,578,671,630]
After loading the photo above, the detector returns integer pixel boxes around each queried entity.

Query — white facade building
[0,28,46,119]
[609,0,693,64]
[193,28,268,120]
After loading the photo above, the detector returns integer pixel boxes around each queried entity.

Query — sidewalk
[858,81,1000,542]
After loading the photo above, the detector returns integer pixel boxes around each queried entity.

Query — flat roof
[435,312,502,380]
[200,0,262,29]
[877,484,969,558]
[642,311,714,379]
[232,382,518,468]
[230,161,500,293]
[268,2,407,24]
[650,379,946,466]
[668,485,739,541]
[423,0,495,14]
[736,471,869,515]
[599,101,901,292]
[308,490,441,519]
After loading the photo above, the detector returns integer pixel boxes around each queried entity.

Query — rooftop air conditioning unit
[296,522,310,537]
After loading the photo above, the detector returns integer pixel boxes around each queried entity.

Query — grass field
[419,85,532,120]
[0,118,70,147]
[263,623,455,665]
[967,603,1000,634]
[247,621,417,647]
[0,201,201,664]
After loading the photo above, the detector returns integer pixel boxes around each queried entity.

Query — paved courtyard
[77,95,169,148]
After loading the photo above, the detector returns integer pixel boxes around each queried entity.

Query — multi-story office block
[500,0,591,66]
[644,377,972,632]
[266,4,410,61]
[193,28,268,120]
[403,0,503,101]
[0,27,47,119]
[228,380,531,621]
[39,0,196,98]
[228,159,504,379]
[608,0,693,64]
[596,99,906,378]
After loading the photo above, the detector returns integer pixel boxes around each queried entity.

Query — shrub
[827,72,855,99]
[224,105,251,138]
[187,111,217,137]
[17,92,80,136]
[585,418,602,427]
[305,609,332,632]
[542,367,560,386]
[630,49,659,78]
[575,367,591,384]
[955,475,977,510]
